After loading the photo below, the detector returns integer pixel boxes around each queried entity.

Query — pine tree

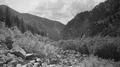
[5,6,11,27]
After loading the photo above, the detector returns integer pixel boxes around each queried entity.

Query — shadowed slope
[0,5,65,40]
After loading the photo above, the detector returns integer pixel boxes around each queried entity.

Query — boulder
[36,58,41,62]
[7,65,14,67]
[25,53,35,60]
[3,64,7,67]
[12,45,26,56]
[16,64,22,67]
[21,64,27,67]
[11,45,26,59]
[10,51,26,59]
[0,58,4,66]
[7,53,16,58]
[42,62,48,67]
[27,63,33,67]
[33,62,40,67]
[30,60,35,64]
[8,59,18,66]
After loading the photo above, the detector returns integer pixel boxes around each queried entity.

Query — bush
[13,31,58,58]
[0,26,57,58]
[55,36,120,61]
[94,43,120,61]
[56,40,90,55]
[92,37,120,61]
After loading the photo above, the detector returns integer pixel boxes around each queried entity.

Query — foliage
[0,20,120,67]
[0,24,56,57]
[54,36,120,61]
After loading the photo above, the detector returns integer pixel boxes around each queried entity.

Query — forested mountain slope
[62,0,120,39]
[0,5,65,40]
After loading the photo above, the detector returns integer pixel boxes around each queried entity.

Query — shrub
[13,31,58,58]
[56,40,90,55]
[92,38,120,61]
[55,36,120,61]
[79,55,115,67]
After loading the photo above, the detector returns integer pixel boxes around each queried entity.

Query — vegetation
[56,36,120,61]
[0,21,119,67]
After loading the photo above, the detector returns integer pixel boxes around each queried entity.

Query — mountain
[0,5,65,40]
[62,0,120,39]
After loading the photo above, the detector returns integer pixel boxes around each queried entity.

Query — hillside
[62,0,120,39]
[0,5,65,40]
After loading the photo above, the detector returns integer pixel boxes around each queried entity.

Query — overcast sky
[0,0,105,24]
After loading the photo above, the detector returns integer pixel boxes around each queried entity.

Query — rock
[30,60,35,64]
[105,63,114,67]
[11,45,26,59]
[3,64,7,67]
[16,64,22,67]
[26,53,44,60]
[27,63,33,67]
[12,45,26,56]
[7,58,18,67]
[26,53,33,57]
[0,58,5,65]
[36,58,42,66]
[33,62,40,67]
[7,65,14,67]
[4,56,13,64]
[49,64,56,67]
[21,64,27,67]
[42,62,48,67]
[0,45,8,50]
[0,50,9,55]
[10,51,26,59]
[36,58,41,62]
[25,53,35,60]
[17,57,24,64]
[7,53,16,58]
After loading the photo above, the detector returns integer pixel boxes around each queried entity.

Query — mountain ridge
[62,0,120,39]
[0,5,65,40]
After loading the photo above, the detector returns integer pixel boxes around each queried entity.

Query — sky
[0,0,105,24]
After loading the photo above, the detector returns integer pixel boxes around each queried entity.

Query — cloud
[0,0,6,4]
[2,0,40,12]
[32,0,105,24]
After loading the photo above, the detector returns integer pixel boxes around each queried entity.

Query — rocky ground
[0,44,119,67]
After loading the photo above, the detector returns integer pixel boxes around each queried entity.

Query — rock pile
[16,58,43,67]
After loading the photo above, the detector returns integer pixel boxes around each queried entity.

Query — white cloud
[0,0,105,24]
[0,0,6,4]
[32,0,105,24]
[4,0,40,12]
